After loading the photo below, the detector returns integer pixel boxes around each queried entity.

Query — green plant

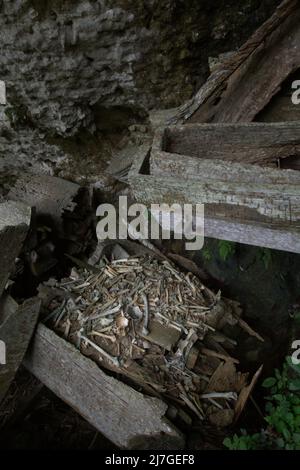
[259,248,272,269]
[218,240,236,261]
[202,247,212,261]
[224,358,300,450]
[223,431,269,450]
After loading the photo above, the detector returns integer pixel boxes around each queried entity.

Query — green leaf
[289,379,300,391]
[223,438,233,449]
[218,240,236,261]
[262,377,276,388]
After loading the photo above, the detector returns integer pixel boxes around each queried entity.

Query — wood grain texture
[167,0,299,125]
[24,323,184,450]
[0,201,31,297]
[130,172,300,224]
[0,297,41,404]
[128,147,300,253]
[8,175,80,236]
[160,122,300,166]
[151,150,300,184]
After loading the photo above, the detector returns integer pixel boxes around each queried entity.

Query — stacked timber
[128,123,300,253]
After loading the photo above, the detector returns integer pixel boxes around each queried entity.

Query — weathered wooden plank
[206,11,300,123]
[23,323,184,450]
[149,123,300,250]
[0,297,41,404]
[168,0,299,124]
[131,174,300,252]
[8,175,81,236]
[204,217,300,253]
[151,150,300,185]
[128,147,300,253]
[131,172,300,222]
[157,122,300,166]
[0,201,31,297]
[131,156,300,225]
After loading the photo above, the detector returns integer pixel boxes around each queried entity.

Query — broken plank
[8,174,81,236]
[0,201,31,297]
[168,0,300,124]
[0,297,41,403]
[23,323,184,450]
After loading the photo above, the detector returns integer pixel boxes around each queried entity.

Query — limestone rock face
[0,0,280,179]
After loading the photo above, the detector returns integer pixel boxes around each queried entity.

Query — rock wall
[0,0,281,179]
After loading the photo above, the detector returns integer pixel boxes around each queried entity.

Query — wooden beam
[24,323,184,450]
[8,175,81,236]
[0,297,41,403]
[151,149,300,185]
[0,201,31,297]
[168,0,300,124]
[128,146,300,253]
[159,122,300,166]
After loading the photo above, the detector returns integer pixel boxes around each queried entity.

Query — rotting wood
[0,297,41,404]
[151,149,300,184]
[167,0,300,125]
[128,146,300,253]
[23,323,185,450]
[8,174,82,236]
[153,122,300,167]
[131,154,300,227]
[0,200,31,297]
[234,365,263,422]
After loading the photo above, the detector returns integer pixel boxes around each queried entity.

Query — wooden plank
[159,122,300,166]
[204,217,300,253]
[151,150,300,185]
[0,297,41,403]
[0,201,31,297]
[131,174,300,252]
[23,323,184,450]
[168,0,300,124]
[205,10,300,123]
[130,171,300,224]
[128,147,300,253]
[8,175,81,236]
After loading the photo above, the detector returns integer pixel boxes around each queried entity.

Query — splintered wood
[168,0,300,125]
[39,255,262,429]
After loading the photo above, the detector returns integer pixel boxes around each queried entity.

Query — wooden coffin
[128,122,300,253]
[24,323,184,450]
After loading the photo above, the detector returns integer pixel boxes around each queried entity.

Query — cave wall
[0,0,281,180]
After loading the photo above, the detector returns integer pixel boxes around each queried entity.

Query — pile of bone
[39,254,263,428]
